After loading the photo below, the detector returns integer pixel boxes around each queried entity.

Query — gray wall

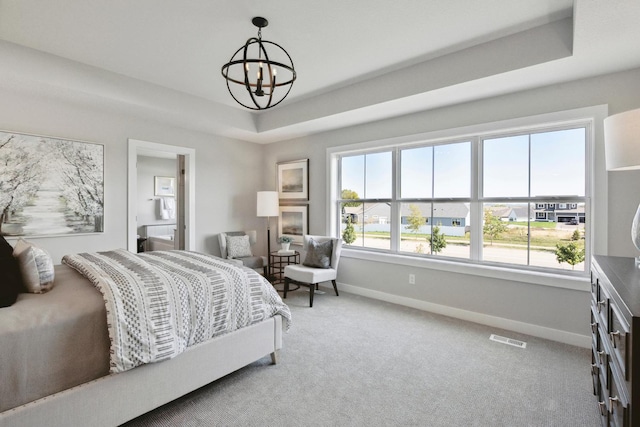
[263,67,640,342]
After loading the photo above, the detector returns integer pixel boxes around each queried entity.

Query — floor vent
[489,334,527,349]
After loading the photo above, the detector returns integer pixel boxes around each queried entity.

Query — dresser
[591,255,640,426]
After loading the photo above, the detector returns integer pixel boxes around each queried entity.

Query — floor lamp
[257,191,279,279]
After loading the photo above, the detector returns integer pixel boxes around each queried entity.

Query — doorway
[127,139,196,253]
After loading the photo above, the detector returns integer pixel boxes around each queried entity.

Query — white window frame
[327,106,607,290]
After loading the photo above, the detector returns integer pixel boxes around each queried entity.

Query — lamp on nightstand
[604,108,640,264]
[257,191,279,278]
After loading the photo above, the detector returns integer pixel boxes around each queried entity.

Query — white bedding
[63,249,291,373]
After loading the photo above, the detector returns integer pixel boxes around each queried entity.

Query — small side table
[269,251,300,292]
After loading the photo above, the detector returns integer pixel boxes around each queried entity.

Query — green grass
[355,223,585,250]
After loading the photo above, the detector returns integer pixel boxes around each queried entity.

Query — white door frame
[127,139,196,253]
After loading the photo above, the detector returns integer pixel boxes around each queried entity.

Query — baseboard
[323,282,591,349]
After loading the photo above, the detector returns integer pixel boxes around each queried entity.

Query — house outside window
[334,122,590,275]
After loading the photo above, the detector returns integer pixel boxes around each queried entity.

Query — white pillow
[13,239,55,293]
[226,235,252,258]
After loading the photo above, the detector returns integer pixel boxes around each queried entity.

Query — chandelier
[221,17,296,111]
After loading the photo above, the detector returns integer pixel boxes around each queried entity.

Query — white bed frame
[0,315,283,427]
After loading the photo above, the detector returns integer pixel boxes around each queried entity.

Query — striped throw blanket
[62,249,291,373]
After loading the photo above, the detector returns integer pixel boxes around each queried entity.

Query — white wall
[263,67,640,344]
[0,86,267,263]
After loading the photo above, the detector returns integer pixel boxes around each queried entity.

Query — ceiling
[0,0,639,143]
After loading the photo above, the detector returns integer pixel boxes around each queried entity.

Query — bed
[0,249,291,427]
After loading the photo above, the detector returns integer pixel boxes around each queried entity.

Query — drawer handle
[591,363,599,375]
[597,350,605,365]
[597,299,606,311]
[591,322,598,333]
[609,396,619,413]
[598,400,607,416]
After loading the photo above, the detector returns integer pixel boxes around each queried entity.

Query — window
[334,121,590,275]
[340,151,392,251]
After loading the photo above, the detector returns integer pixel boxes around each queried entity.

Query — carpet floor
[123,286,600,427]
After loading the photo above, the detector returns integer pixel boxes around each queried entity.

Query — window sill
[341,248,590,292]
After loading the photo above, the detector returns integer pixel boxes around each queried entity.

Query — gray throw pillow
[226,235,252,258]
[13,239,55,293]
[303,238,333,269]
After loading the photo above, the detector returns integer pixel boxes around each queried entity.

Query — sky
[341,127,586,200]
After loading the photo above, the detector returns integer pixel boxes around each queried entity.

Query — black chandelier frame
[221,17,296,111]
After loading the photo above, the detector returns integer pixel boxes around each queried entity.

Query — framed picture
[278,205,309,245]
[0,130,104,237]
[277,159,309,200]
[154,176,175,197]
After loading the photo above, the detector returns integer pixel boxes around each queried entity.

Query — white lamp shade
[257,191,279,217]
[604,108,640,171]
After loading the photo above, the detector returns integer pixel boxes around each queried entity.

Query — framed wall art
[277,158,309,201]
[154,176,175,197]
[278,205,309,245]
[0,130,104,237]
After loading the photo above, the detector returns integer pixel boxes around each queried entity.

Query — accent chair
[283,235,342,307]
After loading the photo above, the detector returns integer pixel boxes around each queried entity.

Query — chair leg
[309,283,315,307]
[283,277,289,299]
[332,279,339,296]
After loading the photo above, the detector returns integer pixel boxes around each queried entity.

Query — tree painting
[0,131,104,236]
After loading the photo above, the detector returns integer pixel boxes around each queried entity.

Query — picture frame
[278,205,309,245]
[0,129,104,237]
[154,176,175,197]
[277,159,309,200]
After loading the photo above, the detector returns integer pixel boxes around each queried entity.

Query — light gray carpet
[123,287,600,427]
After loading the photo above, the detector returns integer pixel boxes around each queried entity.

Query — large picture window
[335,123,590,275]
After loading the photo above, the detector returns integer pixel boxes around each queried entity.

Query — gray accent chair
[218,230,267,276]
[283,235,342,307]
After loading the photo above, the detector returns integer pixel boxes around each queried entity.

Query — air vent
[489,334,527,349]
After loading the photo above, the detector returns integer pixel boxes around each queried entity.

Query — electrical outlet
[409,274,415,284]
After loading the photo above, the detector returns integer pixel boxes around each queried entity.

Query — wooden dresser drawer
[607,365,629,427]
[609,305,629,381]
